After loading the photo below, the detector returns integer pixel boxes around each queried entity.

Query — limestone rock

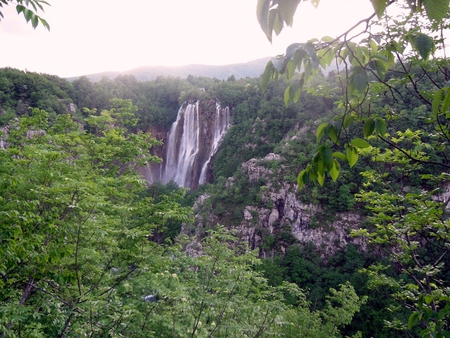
[189,152,366,258]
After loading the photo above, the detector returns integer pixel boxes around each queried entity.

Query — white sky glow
[0,0,374,78]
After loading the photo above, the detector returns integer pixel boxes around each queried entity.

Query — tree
[257,0,450,335]
[0,0,50,29]
[258,0,450,186]
[116,226,366,337]
[0,99,368,336]
[0,103,192,336]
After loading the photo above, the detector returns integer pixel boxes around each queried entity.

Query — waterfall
[161,101,230,189]
[198,102,230,184]
[163,102,201,188]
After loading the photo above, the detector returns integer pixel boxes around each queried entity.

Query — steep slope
[188,135,365,258]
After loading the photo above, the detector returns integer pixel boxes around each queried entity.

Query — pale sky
[0,0,374,78]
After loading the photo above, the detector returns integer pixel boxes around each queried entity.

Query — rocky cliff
[187,152,366,257]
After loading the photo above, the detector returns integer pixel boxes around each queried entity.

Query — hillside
[68,57,272,81]
[1,65,450,337]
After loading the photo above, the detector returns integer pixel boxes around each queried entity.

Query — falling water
[162,101,230,189]
[198,102,230,184]
[163,102,200,187]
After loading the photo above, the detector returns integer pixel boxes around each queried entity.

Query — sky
[0,0,374,78]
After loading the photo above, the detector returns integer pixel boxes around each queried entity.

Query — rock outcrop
[240,153,365,256]
[188,153,366,257]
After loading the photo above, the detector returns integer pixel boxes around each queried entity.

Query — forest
[1,0,450,337]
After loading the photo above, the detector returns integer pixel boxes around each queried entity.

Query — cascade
[152,100,230,190]
[163,102,201,187]
[198,102,230,183]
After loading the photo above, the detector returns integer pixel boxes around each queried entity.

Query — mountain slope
[69,57,271,81]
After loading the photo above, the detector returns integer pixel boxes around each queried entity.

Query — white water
[198,102,230,184]
[162,101,230,189]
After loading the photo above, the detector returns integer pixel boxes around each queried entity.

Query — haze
[0,0,373,78]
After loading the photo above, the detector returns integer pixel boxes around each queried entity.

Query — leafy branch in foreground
[0,101,190,336]
[258,0,450,335]
[0,0,50,29]
[258,0,449,185]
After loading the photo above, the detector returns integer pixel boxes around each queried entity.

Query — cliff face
[141,100,230,190]
[141,100,364,256]
[188,153,366,257]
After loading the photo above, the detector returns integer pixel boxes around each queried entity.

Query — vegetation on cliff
[1,0,450,335]
[1,51,449,336]
[257,0,450,336]
[0,74,367,336]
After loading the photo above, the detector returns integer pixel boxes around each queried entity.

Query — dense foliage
[3,1,450,331]
[257,0,450,336]
[2,44,450,335]
[0,70,370,336]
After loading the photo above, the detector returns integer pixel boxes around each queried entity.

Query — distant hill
[69,57,272,82]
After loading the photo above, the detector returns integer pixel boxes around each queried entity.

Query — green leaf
[317,171,325,186]
[271,10,284,36]
[277,0,300,27]
[286,43,302,59]
[370,0,387,18]
[423,0,450,22]
[294,49,305,71]
[303,61,313,81]
[261,61,274,93]
[284,85,290,107]
[368,58,389,80]
[375,117,387,135]
[16,4,25,13]
[329,159,340,181]
[39,17,50,30]
[441,87,450,114]
[23,8,32,21]
[369,38,379,53]
[316,123,328,143]
[351,138,371,148]
[297,169,308,189]
[408,312,420,330]
[333,151,347,161]
[424,295,434,305]
[363,119,375,137]
[353,72,369,92]
[328,125,339,145]
[293,78,302,102]
[31,14,39,28]
[432,88,445,115]
[320,145,334,170]
[414,33,434,61]
[286,59,296,78]
[304,42,318,67]
[309,165,317,182]
[272,55,287,72]
[318,48,334,68]
[257,0,273,42]
[343,114,354,129]
[346,145,359,167]
[316,156,325,177]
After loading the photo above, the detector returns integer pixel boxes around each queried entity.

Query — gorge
[2,67,448,336]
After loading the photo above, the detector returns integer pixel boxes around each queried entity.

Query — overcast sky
[0,0,374,78]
